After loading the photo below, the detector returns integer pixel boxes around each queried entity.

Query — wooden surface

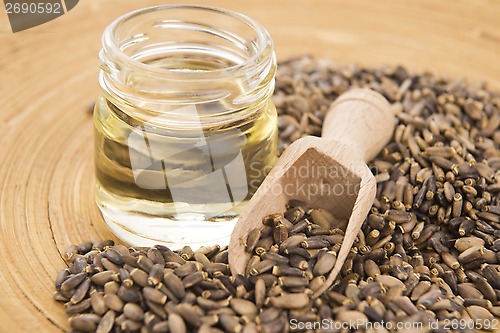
[1,0,500,331]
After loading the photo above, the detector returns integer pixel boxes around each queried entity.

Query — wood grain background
[1,0,500,331]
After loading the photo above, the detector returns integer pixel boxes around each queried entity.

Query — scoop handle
[322,89,395,162]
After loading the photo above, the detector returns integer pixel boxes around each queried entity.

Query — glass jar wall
[94,5,278,248]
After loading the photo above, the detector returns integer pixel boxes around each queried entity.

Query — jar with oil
[95,5,278,248]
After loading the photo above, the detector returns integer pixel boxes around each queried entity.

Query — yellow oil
[94,59,278,247]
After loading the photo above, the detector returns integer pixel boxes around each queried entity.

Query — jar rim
[102,4,273,79]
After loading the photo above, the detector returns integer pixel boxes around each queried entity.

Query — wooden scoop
[228,88,396,297]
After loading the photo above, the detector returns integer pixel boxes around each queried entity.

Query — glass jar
[94,5,278,248]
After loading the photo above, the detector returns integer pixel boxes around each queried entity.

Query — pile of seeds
[55,207,343,333]
[56,56,500,332]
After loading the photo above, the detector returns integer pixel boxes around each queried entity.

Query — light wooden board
[1,0,500,331]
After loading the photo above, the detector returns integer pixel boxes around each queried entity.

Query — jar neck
[98,5,276,126]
